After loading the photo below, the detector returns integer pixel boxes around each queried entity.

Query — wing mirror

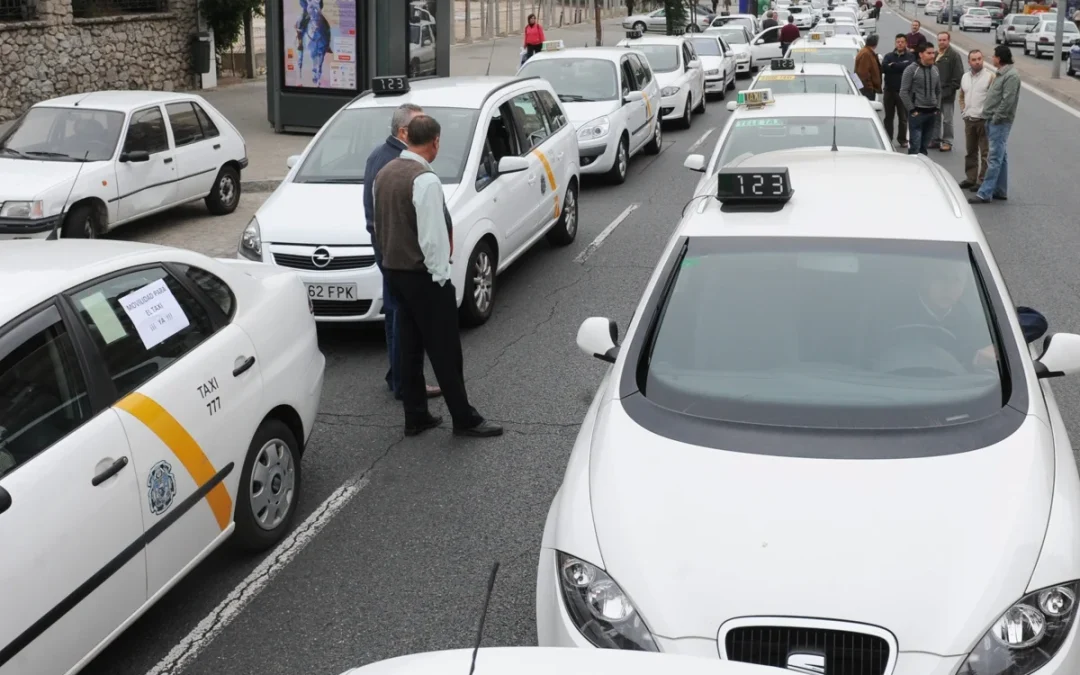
[870,100,883,111]
[577,317,620,363]
[687,58,702,69]
[497,156,530,174]
[286,155,301,169]
[1035,333,1080,379]
[624,90,645,103]
[119,150,150,163]
[684,153,706,172]
[726,100,738,111]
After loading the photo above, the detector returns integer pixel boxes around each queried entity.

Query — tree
[664,0,688,33]
[200,0,265,56]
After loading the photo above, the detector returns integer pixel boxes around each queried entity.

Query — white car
[0,92,247,241]
[750,61,862,96]
[925,0,944,14]
[240,76,580,326]
[518,47,663,183]
[788,4,816,28]
[996,12,1041,45]
[0,240,323,675]
[685,34,738,98]
[1025,19,1080,57]
[712,25,786,74]
[960,7,993,31]
[787,33,862,70]
[687,89,889,193]
[616,35,706,128]
[538,148,1080,675]
[707,13,759,35]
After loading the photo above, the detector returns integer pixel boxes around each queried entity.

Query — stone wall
[0,0,199,122]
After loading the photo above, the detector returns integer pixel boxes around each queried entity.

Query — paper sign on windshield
[119,278,190,349]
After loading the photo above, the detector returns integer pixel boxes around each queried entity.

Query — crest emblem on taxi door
[147,460,177,516]
[540,175,547,194]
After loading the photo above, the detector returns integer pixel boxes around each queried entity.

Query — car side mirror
[684,153,706,172]
[687,58,702,69]
[577,317,620,363]
[755,38,765,44]
[497,156,530,174]
[119,150,150,163]
[287,155,301,169]
[871,100,883,111]
[726,100,737,111]
[624,90,645,103]
[1035,333,1080,378]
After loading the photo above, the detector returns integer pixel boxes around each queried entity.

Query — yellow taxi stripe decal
[643,92,653,121]
[532,149,558,193]
[554,194,561,219]
[116,393,233,531]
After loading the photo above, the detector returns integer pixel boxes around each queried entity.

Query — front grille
[725,626,890,675]
[311,299,372,317]
[273,252,376,271]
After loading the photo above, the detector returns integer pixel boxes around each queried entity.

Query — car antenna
[485,37,498,76]
[50,150,91,240]
[468,562,501,675]
[830,83,838,151]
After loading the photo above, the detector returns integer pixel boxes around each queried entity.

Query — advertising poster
[284,0,358,90]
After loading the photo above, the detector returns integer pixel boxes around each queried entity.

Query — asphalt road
[85,18,1080,675]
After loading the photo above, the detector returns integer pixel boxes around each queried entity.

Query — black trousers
[882,88,908,144]
[385,269,483,429]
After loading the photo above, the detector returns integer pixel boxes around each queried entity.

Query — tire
[1069,64,1076,76]
[206,165,241,215]
[680,96,692,129]
[694,88,706,113]
[686,23,701,32]
[727,76,736,90]
[607,135,629,184]
[60,203,99,239]
[546,181,578,246]
[643,118,662,154]
[1024,43,1030,55]
[633,21,646,32]
[460,239,495,327]
[716,74,727,100]
[232,418,302,552]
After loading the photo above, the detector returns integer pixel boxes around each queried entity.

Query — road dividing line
[145,476,369,675]
[575,204,639,264]
[687,127,716,153]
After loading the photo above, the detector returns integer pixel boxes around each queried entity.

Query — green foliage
[200,0,264,53]
[664,0,688,33]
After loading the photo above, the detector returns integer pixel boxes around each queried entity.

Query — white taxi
[539,149,1080,675]
[517,46,662,184]
[750,59,862,96]
[686,88,890,194]
[787,3,816,28]
[616,33,706,128]
[0,92,247,240]
[707,12,759,35]
[709,24,785,75]
[0,240,323,675]
[685,33,738,98]
[960,6,994,31]
[787,31,862,70]
[239,75,580,326]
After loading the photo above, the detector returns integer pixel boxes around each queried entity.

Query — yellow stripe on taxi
[532,149,558,194]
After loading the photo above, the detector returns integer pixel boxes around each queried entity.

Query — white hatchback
[616,34,707,128]
[960,7,994,31]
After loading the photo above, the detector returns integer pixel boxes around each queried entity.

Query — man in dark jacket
[905,20,927,50]
[761,10,779,40]
[881,34,915,148]
[779,14,801,52]
[363,103,442,401]
[932,31,964,151]
[854,34,882,101]
[899,41,941,155]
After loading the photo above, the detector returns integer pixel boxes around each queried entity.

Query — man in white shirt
[958,49,994,190]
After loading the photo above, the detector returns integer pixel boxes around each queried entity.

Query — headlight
[705,68,720,75]
[239,216,263,260]
[556,552,657,652]
[960,581,1080,675]
[661,86,680,97]
[578,117,610,141]
[0,200,44,219]
[736,52,750,61]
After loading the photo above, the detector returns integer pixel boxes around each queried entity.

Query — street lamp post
[947,0,954,31]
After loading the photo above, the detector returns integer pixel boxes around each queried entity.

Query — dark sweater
[372,158,430,273]
[881,49,915,92]
[363,135,407,236]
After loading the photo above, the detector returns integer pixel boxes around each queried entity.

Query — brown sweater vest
[373,157,454,273]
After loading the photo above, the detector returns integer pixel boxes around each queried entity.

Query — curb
[242,179,283,193]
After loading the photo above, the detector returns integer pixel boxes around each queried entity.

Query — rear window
[754,74,854,95]
[633,45,680,73]
[714,116,884,167]
[789,47,858,70]
[518,58,619,101]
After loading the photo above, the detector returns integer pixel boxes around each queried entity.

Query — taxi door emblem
[540,175,547,195]
[147,460,178,516]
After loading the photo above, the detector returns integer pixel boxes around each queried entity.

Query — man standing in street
[780,14,801,53]
[762,10,779,40]
[374,115,503,438]
[882,34,914,148]
[855,34,882,102]
[970,45,1020,204]
[931,31,963,151]
[899,41,941,155]
[363,103,442,402]
[958,49,994,191]
[905,20,927,50]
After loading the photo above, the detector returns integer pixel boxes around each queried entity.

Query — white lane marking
[687,127,716,153]
[145,476,368,675]
[575,203,639,264]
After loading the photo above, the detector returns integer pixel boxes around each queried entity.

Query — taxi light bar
[809,31,825,40]
[716,167,794,206]
[625,29,643,39]
[371,75,409,95]
[770,58,796,70]
[736,88,774,107]
[541,39,564,51]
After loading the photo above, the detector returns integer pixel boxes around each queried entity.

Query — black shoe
[453,420,504,438]
[993,194,1008,201]
[405,414,442,436]
[969,183,982,192]
[967,196,990,204]
[958,179,975,189]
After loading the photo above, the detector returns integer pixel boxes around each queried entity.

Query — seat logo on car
[147,460,178,516]
[786,651,826,674]
[312,246,333,268]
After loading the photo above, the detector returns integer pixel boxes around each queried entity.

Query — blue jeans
[374,246,401,395]
[907,110,938,155]
[977,122,1011,201]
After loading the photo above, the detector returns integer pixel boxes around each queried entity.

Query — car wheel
[716,74,727,100]
[644,118,662,154]
[607,135,629,184]
[460,240,496,326]
[206,165,241,215]
[633,21,646,32]
[1068,64,1076,75]
[232,418,301,552]
[995,33,1001,44]
[1024,43,1030,55]
[727,75,736,90]
[60,202,98,239]
[546,180,578,246]
[680,97,692,129]
[694,88,706,113]
[686,23,701,32]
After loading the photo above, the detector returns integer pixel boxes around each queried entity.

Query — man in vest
[374,115,503,438]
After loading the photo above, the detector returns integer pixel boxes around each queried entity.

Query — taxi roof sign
[770,58,796,70]
[541,39,564,51]
[625,29,643,39]
[736,88,774,107]
[372,75,409,96]
[808,31,825,40]
[716,167,794,207]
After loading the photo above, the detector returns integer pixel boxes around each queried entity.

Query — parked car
[623,4,715,33]
[996,12,1041,44]
[977,0,1005,24]
[1024,19,1080,58]
[959,7,993,31]
[925,0,944,15]
[1070,42,1080,75]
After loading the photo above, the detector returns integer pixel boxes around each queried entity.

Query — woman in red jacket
[524,14,545,61]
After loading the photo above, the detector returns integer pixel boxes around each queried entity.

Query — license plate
[306,282,358,301]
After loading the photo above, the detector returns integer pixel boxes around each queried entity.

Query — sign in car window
[283,0,358,89]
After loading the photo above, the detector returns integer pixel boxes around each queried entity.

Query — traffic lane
[80,110,724,675]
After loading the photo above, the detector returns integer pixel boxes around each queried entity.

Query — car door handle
[213,143,221,150]
[164,157,174,164]
[0,486,10,515]
[92,456,129,487]
[233,355,256,377]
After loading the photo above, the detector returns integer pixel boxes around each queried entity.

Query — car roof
[680,150,971,242]
[730,92,878,118]
[347,76,539,110]
[757,62,852,75]
[32,90,205,113]
[790,37,860,49]
[526,47,635,64]
[619,35,687,46]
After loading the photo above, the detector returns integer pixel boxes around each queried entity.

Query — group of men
[857,20,1020,204]
[362,105,504,439]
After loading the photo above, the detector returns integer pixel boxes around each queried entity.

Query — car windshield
[754,73,853,94]
[831,24,859,34]
[635,45,680,72]
[789,47,858,70]
[294,106,478,184]
[689,37,724,55]
[518,58,618,101]
[715,116,884,166]
[642,238,1005,430]
[0,107,125,162]
[718,28,748,43]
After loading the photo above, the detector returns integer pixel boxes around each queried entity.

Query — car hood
[654,70,684,89]
[589,402,1054,655]
[699,55,726,71]
[565,100,622,130]
[0,158,94,198]
[256,181,459,246]
[726,43,750,56]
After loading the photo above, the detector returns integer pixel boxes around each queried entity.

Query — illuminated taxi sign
[736,88,774,107]
[770,58,796,70]
[808,31,825,41]
[716,167,794,205]
[372,75,409,96]
[625,29,643,39]
[541,39,564,51]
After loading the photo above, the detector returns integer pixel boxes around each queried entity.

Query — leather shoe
[958,179,975,189]
[405,414,442,436]
[993,194,1007,201]
[453,420,504,438]
[967,196,989,204]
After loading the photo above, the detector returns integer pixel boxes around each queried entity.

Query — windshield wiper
[298,177,364,184]
[24,151,87,161]
[558,94,592,102]
[0,148,29,159]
